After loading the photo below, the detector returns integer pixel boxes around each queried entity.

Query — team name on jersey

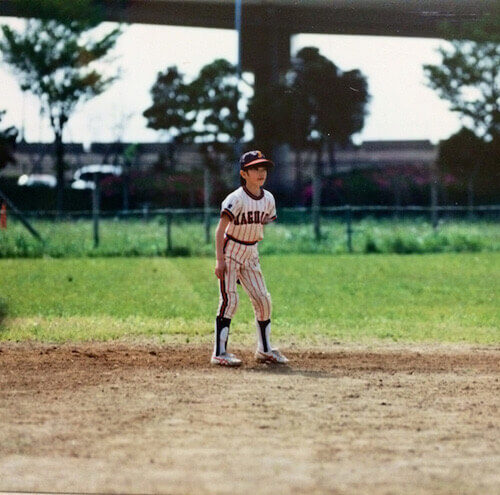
[234,211,268,225]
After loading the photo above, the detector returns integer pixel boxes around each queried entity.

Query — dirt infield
[1,342,499,495]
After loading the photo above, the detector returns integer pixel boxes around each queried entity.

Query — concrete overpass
[0,1,495,36]
[0,0,496,75]
[1,0,495,88]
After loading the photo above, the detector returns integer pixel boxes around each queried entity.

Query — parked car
[71,164,122,190]
[17,174,57,188]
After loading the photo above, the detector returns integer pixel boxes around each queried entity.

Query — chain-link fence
[2,205,499,258]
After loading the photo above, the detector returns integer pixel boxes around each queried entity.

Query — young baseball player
[211,150,289,367]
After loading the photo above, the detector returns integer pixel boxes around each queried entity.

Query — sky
[0,17,463,146]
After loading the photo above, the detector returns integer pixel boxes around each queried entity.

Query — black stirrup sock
[257,319,271,353]
[215,316,231,356]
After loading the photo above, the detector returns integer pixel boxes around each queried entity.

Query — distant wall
[3,140,438,185]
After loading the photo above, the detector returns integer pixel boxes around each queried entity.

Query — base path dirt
[0,342,499,495]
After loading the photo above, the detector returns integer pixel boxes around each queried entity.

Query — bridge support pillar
[242,25,292,190]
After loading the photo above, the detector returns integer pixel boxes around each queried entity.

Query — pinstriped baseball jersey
[221,186,277,243]
[217,185,275,321]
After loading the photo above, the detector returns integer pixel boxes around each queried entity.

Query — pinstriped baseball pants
[217,239,271,321]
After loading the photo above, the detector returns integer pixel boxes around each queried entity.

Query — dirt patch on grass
[1,342,499,494]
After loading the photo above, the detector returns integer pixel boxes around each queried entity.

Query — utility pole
[234,0,243,185]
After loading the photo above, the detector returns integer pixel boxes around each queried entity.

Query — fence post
[430,161,439,230]
[143,203,150,222]
[0,188,43,241]
[312,175,321,241]
[205,211,211,245]
[204,167,211,244]
[92,173,100,248]
[166,211,172,253]
[345,205,353,253]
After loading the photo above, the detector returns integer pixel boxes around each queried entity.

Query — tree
[280,47,369,238]
[144,59,244,242]
[437,127,499,214]
[0,0,122,214]
[144,60,244,145]
[0,111,18,170]
[247,81,309,198]
[424,41,499,141]
[249,47,369,224]
[188,59,244,146]
[143,66,194,143]
[0,111,43,241]
[424,11,499,213]
[423,8,499,141]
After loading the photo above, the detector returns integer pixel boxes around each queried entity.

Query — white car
[17,174,57,188]
[71,164,122,190]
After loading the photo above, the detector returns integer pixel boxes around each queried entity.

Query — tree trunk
[203,145,215,244]
[430,161,439,229]
[327,138,343,204]
[54,131,65,217]
[204,166,211,243]
[122,161,130,212]
[92,172,100,248]
[467,179,474,220]
[327,138,336,175]
[312,141,323,241]
[167,143,176,172]
[294,148,302,201]
[393,176,402,220]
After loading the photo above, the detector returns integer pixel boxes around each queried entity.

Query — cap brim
[241,158,274,169]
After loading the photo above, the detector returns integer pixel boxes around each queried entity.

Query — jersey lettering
[233,211,269,225]
[234,210,266,225]
[222,187,276,242]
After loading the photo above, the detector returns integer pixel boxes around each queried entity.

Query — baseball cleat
[255,348,289,364]
[211,352,242,367]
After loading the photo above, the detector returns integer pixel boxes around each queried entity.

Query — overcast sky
[0,18,462,146]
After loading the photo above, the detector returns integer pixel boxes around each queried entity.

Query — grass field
[1,252,498,344]
[2,252,499,495]
[1,217,499,257]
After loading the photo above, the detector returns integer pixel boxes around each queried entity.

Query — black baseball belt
[225,234,258,246]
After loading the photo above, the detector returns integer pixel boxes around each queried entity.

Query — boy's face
[241,165,268,187]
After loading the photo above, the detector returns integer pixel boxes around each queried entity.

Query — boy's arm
[214,214,231,280]
[263,195,277,224]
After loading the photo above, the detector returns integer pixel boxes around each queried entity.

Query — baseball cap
[239,150,274,170]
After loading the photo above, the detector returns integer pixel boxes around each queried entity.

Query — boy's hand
[215,259,226,279]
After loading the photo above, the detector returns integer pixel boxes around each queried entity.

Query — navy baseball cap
[240,150,274,170]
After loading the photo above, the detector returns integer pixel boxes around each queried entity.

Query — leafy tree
[143,66,194,143]
[249,47,369,230]
[425,11,500,211]
[0,0,122,213]
[424,41,499,141]
[0,111,18,170]
[279,47,369,238]
[188,59,244,145]
[144,59,244,241]
[437,127,500,212]
[144,60,244,145]
[247,81,309,197]
[423,7,499,141]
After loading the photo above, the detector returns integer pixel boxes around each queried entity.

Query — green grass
[0,217,499,258]
[1,253,498,344]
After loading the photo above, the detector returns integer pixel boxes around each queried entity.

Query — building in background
[4,139,437,183]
